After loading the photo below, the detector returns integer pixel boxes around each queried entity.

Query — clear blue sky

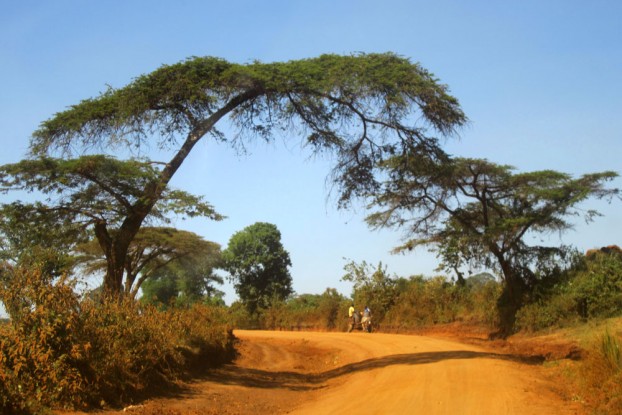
[1,0,621,303]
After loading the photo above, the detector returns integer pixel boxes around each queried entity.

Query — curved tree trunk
[96,90,262,299]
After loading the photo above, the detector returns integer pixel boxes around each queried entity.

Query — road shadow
[199,349,544,391]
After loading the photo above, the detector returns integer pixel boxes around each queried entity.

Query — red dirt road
[237,330,579,415]
[59,329,581,415]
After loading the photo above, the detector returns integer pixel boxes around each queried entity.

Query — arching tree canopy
[31,53,466,205]
[12,53,466,296]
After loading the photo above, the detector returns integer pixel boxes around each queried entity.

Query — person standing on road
[361,305,371,331]
[347,304,356,332]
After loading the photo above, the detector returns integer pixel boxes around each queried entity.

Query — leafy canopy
[31,53,466,206]
[76,226,221,298]
[367,156,619,266]
[222,222,293,314]
[0,155,222,227]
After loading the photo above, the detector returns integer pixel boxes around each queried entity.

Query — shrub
[515,293,578,332]
[76,299,186,406]
[0,267,88,414]
[167,304,235,373]
[567,251,622,319]
[466,278,501,327]
[0,267,235,414]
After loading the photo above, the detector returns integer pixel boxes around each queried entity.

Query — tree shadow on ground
[198,349,544,392]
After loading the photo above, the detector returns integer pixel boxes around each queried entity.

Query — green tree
[19,53,466,297]
[341,259,399,322]
[76,226,221,298]
[222,222,293,314]
[366,156,619,335]
[140,260,225,308]
[0,156,221,297]
[0,202,86,276]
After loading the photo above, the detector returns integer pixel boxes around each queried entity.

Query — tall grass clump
[576,329,622,414]
[601,329,622,372]
[0,266,234,414]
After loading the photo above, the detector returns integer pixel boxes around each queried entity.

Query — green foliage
[515,250,622,332]
[270,289,350,331]
[227,288,350,331]
[341,260,399,323]
[316,288,350,330]
[382,275,490,329]
[515,295,579,332]
[140,267,179,307]
[31,54,466,165]
[0,202,85,277]
[0,266,234,414]
[0,156,221,225]
[567,251,622,319]
[466,275,502,327]
[28,52,468,228]
[222,222,293,315]
[0,156,223,296]
[77,226,222,298]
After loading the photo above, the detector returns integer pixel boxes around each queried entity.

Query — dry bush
[167,304,235,371]
[77,299,186,407]
[0,267,235,414]
[0,267,88,414]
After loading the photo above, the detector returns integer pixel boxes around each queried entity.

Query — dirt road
[235,330,578,415]
[62,329,581,415]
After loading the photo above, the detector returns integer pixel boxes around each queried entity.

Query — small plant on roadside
[573,329,622,414]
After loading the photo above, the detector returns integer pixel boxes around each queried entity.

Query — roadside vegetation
[0,266,235,415]
[2,246,622,413]
[231,247,622,415]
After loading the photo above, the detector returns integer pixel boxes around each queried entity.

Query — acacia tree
[19,53,466,297]
[0,156,221,296]
[76,226,221,298]
[140,254,225,307]
[221,222,292,314]
[366,155,619,335]
[0,202,86,277]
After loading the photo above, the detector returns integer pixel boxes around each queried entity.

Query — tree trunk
[493,254,526,338]
[95,216,144,300]
[96,90,262,299]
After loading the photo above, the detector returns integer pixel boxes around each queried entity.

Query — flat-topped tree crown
[24,53,466,296]
[31,53,466,206]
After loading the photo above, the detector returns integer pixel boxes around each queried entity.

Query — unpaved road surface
[237,330,579,415]
[61,330,582,415]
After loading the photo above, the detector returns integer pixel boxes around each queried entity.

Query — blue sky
[1,0,621,303]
